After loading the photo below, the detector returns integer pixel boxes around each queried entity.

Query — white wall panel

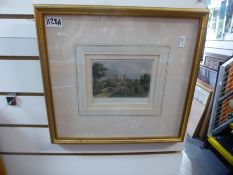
[204,47,233,56]
[0,19,36,38]
[0,127,184,153]
[34,0,206,8]
[0,0,34,15]
[2,153,182,175]
[0,60,43,92]
[0,38,38,56]
[205,40,233,50]
[0,96,47,125]
[0,0,206,16]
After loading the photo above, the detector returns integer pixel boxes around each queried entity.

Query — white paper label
[45,17,63,27]
[179,35,186,48]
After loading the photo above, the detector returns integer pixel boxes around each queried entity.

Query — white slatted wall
[0,0,207,175]
[204,40,233,57]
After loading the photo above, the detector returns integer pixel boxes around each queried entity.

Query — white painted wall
[0,0,208,175]
[0,60,43,92]
[0,96,47,125]
[2,153,183,175]
[0,0,207,15]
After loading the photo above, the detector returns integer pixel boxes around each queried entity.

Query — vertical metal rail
[208,57,233,136]
[208,64,225,135]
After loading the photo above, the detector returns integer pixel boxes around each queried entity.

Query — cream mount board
[76,45,169,116]
[35,5,209,144]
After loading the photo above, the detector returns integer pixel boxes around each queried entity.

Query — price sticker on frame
[45,16,63,27]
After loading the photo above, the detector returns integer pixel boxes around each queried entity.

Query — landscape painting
[92,59,153,98]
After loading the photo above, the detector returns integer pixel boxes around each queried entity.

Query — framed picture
[76,45,168,116]
[204,52,229,71]
[198,53,230,88]
[35,5,209,144]
[187,79,213,138]
[198,65,218,88]
[194,79,213,106]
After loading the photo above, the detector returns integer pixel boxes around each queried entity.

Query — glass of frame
[35,5,209,144]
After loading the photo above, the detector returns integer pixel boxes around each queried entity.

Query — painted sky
[92,59,153,79]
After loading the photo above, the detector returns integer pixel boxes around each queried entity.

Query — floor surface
[180,136,232,175]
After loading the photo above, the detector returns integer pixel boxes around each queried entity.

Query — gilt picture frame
[35,5,209,144]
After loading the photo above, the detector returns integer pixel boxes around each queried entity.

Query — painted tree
[92,62,108,95]
[140,73,151,94]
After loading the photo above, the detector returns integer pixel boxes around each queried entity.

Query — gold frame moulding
[34,5,209,144]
